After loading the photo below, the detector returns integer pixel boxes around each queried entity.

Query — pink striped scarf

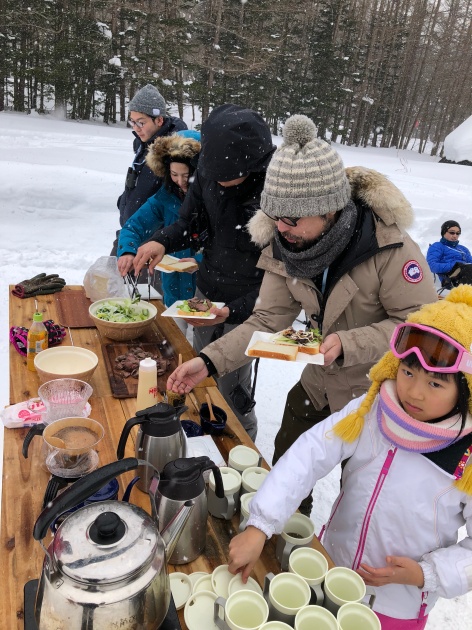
[377,380,472,453]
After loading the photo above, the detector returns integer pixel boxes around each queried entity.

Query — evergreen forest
[2,0,471,155]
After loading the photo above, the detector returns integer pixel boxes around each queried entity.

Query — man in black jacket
[110,84,187,257]
[132,104,275,439]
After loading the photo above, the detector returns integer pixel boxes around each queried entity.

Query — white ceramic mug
[295,605,339,630]
[323,567,375,617]
[263,572,311,626]
[289,547,328,606]
[214,590,269,630]
[228,445,262,473]
[337,602,381,630]
[208,467,242,520]
[259,622,293,629]
[240,466,269,496]
[239,491,256,532]
[275,513,316,571]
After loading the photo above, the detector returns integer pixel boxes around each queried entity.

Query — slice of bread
[275,339,320,355]
[247,341,298,361]
[158,256,198,273]
[176,308,211,317]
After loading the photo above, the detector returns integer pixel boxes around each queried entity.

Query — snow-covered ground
[1,111,471,627]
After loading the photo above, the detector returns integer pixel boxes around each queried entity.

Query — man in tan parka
[167,114,438,514]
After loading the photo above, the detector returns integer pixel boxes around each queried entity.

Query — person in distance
[426,220,472,288]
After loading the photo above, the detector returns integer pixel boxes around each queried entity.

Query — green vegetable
[94,299,150,323]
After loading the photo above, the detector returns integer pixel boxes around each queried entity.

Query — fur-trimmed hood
[145,132,201,178]
[248,166,414,247]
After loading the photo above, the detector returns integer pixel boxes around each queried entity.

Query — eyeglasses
[447,231,461,236]
[129,117,155,129]
[390,322,472,374]
[262,209,301,227]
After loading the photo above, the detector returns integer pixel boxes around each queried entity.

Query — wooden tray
[101,341,177,398]
[54,289,94,328]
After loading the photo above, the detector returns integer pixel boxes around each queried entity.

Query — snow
[1,110,472,626]
[444,115,472,163]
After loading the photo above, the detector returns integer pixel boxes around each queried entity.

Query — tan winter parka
[202,167,439,413]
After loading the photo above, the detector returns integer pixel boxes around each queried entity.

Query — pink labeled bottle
[27,312,48,371]
[135,358,158,412]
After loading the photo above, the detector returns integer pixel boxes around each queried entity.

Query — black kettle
[117,403,187,492]
[156,457,224,564]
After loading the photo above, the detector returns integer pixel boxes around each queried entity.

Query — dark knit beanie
[128,84,166,117]
[260,115,351,218]
[441,220,461,236]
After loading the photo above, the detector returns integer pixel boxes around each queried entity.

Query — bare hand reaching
[228,527,267,583]
[357,556,424,588]
[117,254,135,276]
[167,357,210,393]
[134,242,166,275]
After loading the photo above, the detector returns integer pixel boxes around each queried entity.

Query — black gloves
[12,273,66,298]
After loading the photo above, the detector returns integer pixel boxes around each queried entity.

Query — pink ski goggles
[390,322,472,375]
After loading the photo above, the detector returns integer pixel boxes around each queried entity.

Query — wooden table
[1,285,333,629]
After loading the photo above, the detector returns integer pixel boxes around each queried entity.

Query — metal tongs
[146,258,154,301]
[124,272,140,301]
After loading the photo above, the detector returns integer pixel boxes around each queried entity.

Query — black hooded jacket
[150,104,275,324]
[110,115,187,255]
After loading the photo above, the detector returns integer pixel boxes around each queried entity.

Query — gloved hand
[448,262,463,279]
[11,273,66,298]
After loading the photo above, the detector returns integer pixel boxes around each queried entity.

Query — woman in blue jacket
[426,220,472,285]
[117,130,201,306]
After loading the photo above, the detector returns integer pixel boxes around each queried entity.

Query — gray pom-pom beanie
[261,114,351,218]
[128,84,166,118]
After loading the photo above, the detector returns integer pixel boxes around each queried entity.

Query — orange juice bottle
[27,312,48,371]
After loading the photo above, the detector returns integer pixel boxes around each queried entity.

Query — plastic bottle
[136,358,158,412]
[27,312,48,371]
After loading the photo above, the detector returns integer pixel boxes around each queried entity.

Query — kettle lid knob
[89,512,126,545]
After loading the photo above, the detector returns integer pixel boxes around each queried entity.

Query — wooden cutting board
[101,341,178,398]
[54,288,95,328]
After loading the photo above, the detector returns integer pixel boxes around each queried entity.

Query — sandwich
[176,297,215,317]
[158,255,198,273]
[247,340,299,361]
[271,327,322,355]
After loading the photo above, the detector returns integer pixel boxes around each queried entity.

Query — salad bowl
[89,298,157,341]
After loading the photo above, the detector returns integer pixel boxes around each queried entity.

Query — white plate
[244,331,324,365]
[155,254,184,274]
[169,572,193,610]
[160,300,225,320]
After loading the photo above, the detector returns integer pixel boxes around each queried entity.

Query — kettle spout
[160,500,196,559]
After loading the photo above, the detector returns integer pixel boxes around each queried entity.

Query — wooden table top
[1,285,333,629]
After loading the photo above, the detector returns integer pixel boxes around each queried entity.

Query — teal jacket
[118,185,197,306]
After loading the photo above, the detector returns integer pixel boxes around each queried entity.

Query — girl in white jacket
[229,285,472,629]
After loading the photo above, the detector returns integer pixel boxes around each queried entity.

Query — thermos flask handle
[116,416,144,459]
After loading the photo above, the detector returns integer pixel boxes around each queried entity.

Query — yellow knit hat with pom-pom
[333,285,472,493]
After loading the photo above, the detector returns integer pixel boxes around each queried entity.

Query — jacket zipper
[352,447,397,570]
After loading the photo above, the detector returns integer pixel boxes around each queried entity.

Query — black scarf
[274,200,358,279]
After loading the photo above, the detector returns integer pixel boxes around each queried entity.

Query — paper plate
[169,572,193,610]
[244,331,324,365]
[160,300,225,320]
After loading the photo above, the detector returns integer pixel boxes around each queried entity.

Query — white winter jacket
[247,395,472,619]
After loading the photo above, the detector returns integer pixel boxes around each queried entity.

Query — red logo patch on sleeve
[402,260,423,283]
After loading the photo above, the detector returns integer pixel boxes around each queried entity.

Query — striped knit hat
[260,115,351,218]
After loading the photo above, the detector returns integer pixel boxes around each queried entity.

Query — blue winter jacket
[117,185,197,306]
[426,239,472,282]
